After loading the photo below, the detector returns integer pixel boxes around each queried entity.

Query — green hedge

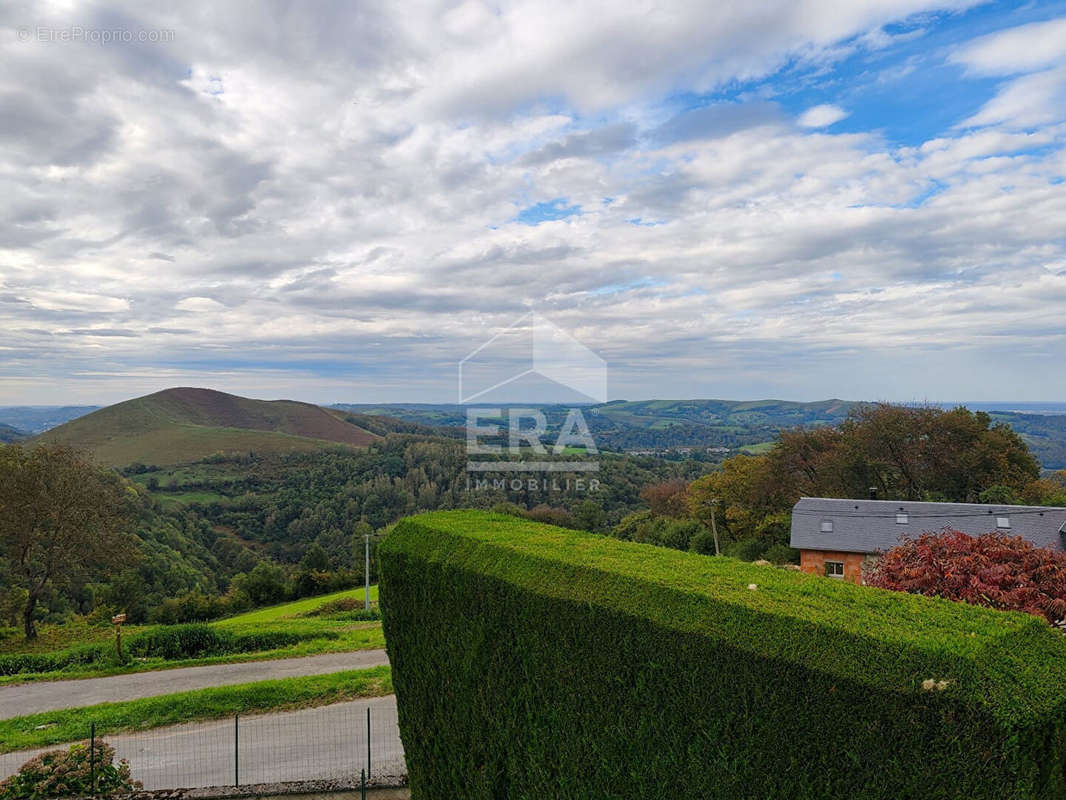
[0,643,113,677]
[0,626,336,676]
[380,510,1066,800]
[125,624,329,659]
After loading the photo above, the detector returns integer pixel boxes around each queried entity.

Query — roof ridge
[797,496,1066,513]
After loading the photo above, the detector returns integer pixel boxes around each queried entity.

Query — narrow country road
[0,695,406,789]
[0,649,389,720]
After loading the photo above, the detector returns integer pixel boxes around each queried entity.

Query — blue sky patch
[515,198,582,225]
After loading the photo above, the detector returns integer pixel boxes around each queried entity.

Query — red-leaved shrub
[864,529,1066,625]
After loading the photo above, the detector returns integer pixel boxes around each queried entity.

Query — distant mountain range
[336,399,1066,470]
[0,422,24,443]
[6,393,1065,470]
[0,405,100,435]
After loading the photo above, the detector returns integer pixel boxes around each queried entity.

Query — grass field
[155,490,228,507]
[0,666,392,753]
[214,586,379,627]
[740,441,775,455]
[0,588,384,684]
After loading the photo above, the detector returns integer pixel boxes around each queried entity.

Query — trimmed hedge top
[383,511,1066,725]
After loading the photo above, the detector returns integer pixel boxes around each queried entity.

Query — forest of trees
[608,404,1066,562]
[1,434,713,631]
[4,403,1066,635]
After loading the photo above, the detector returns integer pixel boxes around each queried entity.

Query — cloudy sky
[1,0,1065,406]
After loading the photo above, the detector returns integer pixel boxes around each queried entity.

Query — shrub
[381,511,1066,800]
[307,596,362,615]
[125,624,333,660]
[125,624,228,659]
[865,529,1066,624]
[0,642,114,676]
[0,740,139,799]
[721,536,766,561]
[305,597,379,620]
[761,543,800,565]
[0,625,334,677]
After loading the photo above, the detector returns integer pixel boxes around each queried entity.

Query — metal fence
[0,697,406,793]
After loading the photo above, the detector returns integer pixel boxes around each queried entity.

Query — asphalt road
[0,649,390,720]
[0,695,406,789]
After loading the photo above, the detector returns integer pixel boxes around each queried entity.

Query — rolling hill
[0,422,24,443]
[0,405,99,434]
[337,398,1066,470]
[36,387,381,466]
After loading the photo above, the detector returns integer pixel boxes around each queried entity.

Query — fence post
[234,713,239,787]
[366,706,371,778]
[89,722,96,798]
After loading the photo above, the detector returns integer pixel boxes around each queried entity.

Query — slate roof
[790,497,1066,555]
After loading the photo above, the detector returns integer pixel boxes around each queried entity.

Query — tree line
[607,404,1066,562]
[0,435,711,636]
[4,404,1064,639]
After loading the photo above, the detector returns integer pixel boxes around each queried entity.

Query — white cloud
[24,291,130,313]
[174,297,226,313]
[0,1,1063,403]
[797,104,850,128]
[953,18,1066,129]
[952,18,1066,76]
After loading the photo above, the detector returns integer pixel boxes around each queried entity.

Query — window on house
[825,561,845,579]
[820,520,834,533]
[896,513,908,524]
[996,516,1010,529]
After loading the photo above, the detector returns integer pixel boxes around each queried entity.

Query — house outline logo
[458,311,607,404]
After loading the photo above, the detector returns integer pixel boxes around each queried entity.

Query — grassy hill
[36,387,380,466]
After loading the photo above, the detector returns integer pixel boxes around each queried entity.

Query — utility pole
[361,530,384,610]
[707,499,721,556]
[364,532,371,611]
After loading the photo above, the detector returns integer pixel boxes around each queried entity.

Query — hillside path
[0,649,389,720]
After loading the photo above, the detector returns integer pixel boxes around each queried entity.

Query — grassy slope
[0,666,392,753]
[215,586,379,627]
[36,387,380,466]
[0,588,384,683]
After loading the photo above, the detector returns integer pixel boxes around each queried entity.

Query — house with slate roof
[790,497,1066,583]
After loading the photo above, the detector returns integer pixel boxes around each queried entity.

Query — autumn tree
[1023,470,1066,506]
[731,404,1040,510]
[865,530,1066,625]
[687,454,795,543]
[0,445,138,639]
[675,404,1043,561]
[641,480,690,518]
